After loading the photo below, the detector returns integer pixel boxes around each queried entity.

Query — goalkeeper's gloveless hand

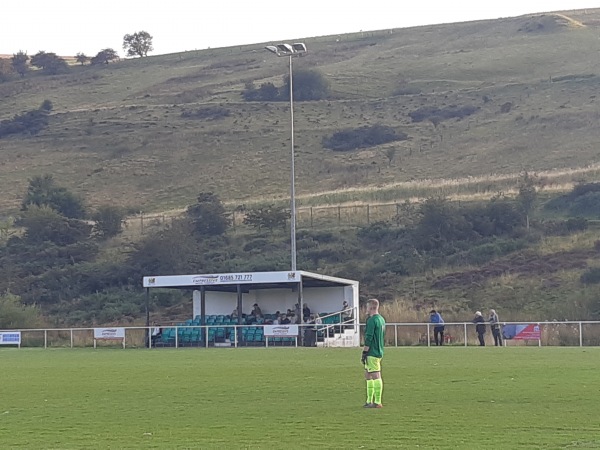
[361,351,368,365]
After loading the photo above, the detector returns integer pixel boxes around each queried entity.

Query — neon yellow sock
[373,378,383,405]
[366,379,375,403]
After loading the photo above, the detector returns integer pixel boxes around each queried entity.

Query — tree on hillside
[19,205,92,245]
[30,51,68,75]
[187,192,230,236]
[21,174,86,219]
[76,52,90,66]
[123,31,154,57]
[90,48,119,65]
[128,218,203,275]
[517,172,538,231]
[414,197,473,250]
[11,51,29,77]
[92,205,125,238]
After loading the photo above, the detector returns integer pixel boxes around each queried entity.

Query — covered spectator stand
[142,271,359,347]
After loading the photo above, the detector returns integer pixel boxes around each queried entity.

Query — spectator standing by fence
[429,309,445,346]
[489,309,502,346]
[473,311,486,346]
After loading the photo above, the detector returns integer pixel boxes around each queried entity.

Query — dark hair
[430,309,437,314]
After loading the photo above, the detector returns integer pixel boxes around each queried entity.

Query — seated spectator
[303,304,311,321]
[150,322,162,347]
[231,307,238,319]
[251,303,263,318]
[281,315,291,325]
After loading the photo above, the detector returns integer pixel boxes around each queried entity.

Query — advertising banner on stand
[264,325,299,337]
[0,331,21,345]
[502,324,541,340]
[94,328,125,340]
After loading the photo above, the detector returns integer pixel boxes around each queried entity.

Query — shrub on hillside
[0,58,15,82]
[93,205,126,238]
[19,205,92,246]
[565,217,589,233]
[281,69,330,101]
[243,205,288,232]
[581,267,600,285]
[322,124,407,151]
[242,82,280,101]
[0,100,53,138]
[544,183,600,218]
[242,69,330,102]
[0,292,43,328]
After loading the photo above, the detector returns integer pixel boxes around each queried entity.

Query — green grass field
[0,348,598,449]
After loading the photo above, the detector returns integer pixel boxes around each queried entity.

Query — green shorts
[364,356,382,373]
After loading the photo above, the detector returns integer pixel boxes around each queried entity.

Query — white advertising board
[0,331,21,345]
[143,271,300,288]
[264,325,299,337]
[94,328,125,340]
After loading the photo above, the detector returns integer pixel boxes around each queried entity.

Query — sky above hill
[1,0,598,57]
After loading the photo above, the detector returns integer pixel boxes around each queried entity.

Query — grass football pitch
[0,347,598,449]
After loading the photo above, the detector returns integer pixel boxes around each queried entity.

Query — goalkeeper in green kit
[361,298,385,408]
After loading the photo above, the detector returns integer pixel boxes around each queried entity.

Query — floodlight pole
[265,43,307,272]
[288,53,297,272]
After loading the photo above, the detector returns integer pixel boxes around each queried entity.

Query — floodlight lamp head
[277,43,294,54]
[292,43,307,53]
[265,45,279,55]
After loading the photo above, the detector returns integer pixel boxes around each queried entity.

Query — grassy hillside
[2,10,600,214]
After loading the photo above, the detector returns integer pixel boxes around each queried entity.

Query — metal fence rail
[2,321,600,349]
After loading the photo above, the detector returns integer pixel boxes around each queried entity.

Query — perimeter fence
[2,321,599,349]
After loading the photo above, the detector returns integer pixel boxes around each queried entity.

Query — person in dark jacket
[429,309,445,346]
[473,311,486,346]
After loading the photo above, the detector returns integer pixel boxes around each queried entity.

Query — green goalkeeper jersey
[364,313,385,358]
